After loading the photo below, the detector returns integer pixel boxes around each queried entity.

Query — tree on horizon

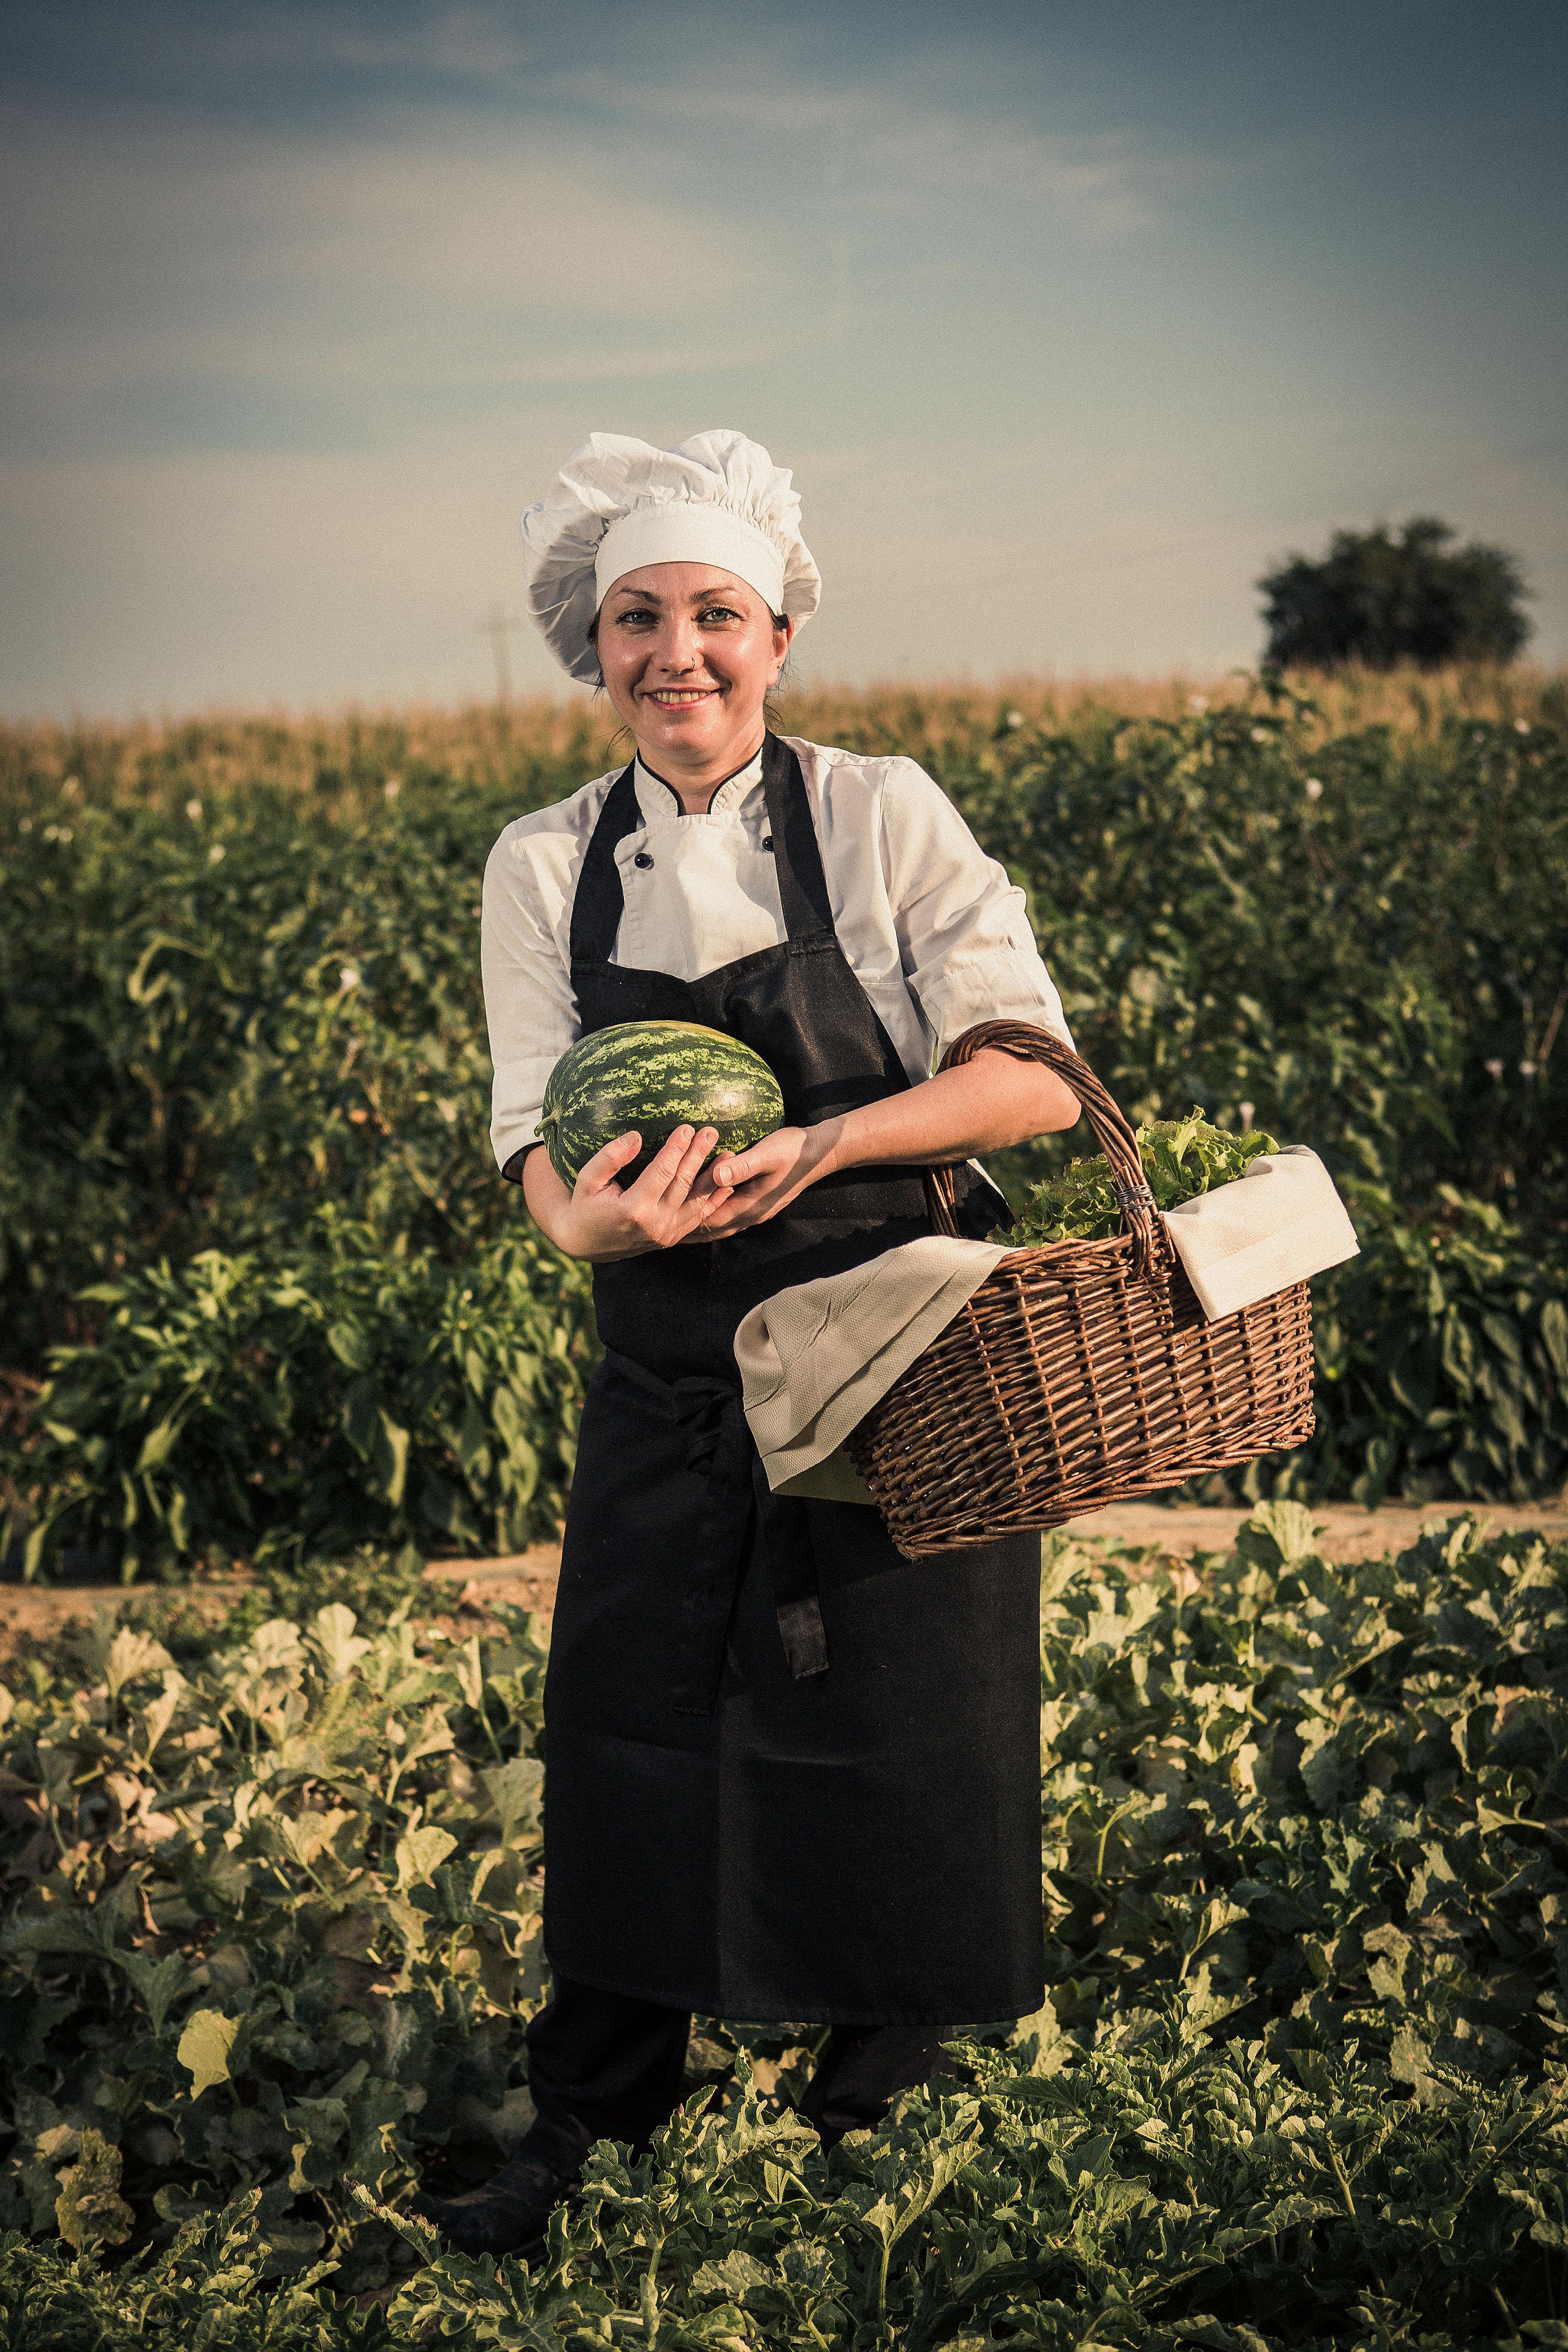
[1258,517,1532,670]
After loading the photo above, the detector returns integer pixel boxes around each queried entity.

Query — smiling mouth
[644,688,719,707]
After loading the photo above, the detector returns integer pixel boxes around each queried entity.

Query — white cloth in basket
[735,1148,1358,1499]
[733,1235,1007,1500]
[1162,1144,1358,1320]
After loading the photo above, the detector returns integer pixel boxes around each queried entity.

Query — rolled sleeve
[878,760,1071,1062]
[481,824,580,1173]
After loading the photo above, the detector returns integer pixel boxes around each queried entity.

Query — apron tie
[606,1354,830,1712]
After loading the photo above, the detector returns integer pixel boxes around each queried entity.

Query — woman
[417,430,1079,2256]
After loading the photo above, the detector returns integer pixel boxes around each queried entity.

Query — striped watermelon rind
[536,1020,786,1191]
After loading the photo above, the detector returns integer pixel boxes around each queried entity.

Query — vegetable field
[5,1505,1568,2346]
[2,667,1565,1577]
[2,671,1567,2340]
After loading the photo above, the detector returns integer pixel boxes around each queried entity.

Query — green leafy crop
[3,678,1566,1571]
[1000,1111,1282,1247]
[6,1511,1568,2344]
[1,1566,554,2303]
[4,675,1563,1570]
[14,1217,595,1583]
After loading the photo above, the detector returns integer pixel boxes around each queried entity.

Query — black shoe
[411,2137,579,2259]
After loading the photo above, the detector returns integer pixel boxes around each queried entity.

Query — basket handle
[923,1019,1161,1277]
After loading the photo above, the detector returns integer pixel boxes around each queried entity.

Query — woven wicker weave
[844,1020,1317,1559]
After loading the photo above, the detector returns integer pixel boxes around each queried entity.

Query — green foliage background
[1257,518,1534,671]
[3,674,1565,1572]
[5,1508,1568,2346]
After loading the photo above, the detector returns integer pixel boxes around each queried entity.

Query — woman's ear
[771,613,794,682]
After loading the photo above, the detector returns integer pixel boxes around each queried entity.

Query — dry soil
[6,1503,1567,1665]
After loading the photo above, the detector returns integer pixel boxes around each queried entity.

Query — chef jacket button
[633,850,654,869]
[762,835,774,851]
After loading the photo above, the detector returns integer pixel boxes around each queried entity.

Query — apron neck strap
[570,736,836,969]
[762,732,835,940]
[569,760,641,966]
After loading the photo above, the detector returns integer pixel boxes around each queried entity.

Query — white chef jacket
[482,732,1070,1173]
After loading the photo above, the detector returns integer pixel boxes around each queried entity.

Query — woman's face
[594,563,791,768]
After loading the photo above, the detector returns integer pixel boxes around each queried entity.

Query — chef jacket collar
[632,744,765,829]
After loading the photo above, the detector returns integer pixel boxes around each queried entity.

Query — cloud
[0,95,761,319]
[4,0,543,94]
[109,2,1179,241]
[0,0,1191,481]
[0,421,593,714]
[2,0,1562,708]
[547,65,1172,244]
[0,93,790,458]
[0,428,1268,714]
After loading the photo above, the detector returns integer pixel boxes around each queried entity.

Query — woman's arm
[694,1043,1078,1239]
[521,1044,1076,1259]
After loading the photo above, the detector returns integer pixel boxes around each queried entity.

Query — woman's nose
[652,618,700,672]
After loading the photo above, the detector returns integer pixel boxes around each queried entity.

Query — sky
[2,0,1565,716]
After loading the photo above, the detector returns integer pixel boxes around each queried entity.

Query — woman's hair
[764,612,791,729]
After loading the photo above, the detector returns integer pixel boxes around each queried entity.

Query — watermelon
[536,1020,786,1191]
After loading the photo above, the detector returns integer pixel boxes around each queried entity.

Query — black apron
[541,734,1045,2025]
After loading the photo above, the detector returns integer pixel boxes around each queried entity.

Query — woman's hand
[522,1041,1079,1253]
[697,1043,1080,1237]
[693,1124,836,1238]
[522,1125,733,1260]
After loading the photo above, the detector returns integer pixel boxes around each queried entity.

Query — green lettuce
[1001,1108,1281,1246]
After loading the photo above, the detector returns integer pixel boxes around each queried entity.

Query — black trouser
[525,1977,956,2166]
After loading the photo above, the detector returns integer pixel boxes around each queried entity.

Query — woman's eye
[615,607,656,626]
[698,605,740,624]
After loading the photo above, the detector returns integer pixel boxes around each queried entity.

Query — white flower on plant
[1515,719,1530,735]
[1005,710,1024,730]
[1188,694,1208,714]
[186,799,203,821]
[1251,727,1269,744]
[339,965,361,992]
[1239,1101,1255,1128]
[1485,1059,1504,1080]
[1305,777,1324,802]
[383,777,401,801]
[207,842,225,863]
[1520,1059,1538,1078]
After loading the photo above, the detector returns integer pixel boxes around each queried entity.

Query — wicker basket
[843,1020,1317,1559]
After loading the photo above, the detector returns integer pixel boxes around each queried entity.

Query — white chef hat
[520,428,822,684]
